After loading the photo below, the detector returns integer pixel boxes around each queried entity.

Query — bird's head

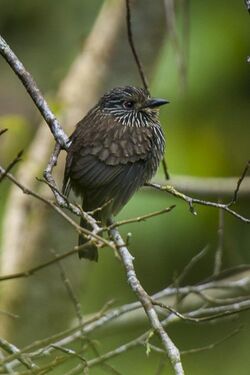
[98,86,169,127]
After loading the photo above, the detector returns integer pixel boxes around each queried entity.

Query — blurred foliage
[0,0,249,374]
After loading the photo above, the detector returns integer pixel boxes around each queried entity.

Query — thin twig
[0,247,78,282]
[175,245,210,286]
[50,250,84,339]
[18,355,66,375]
[148,326,241,356]
[0,338,38,371]
[58,330,152,375]
[125,0,149,94]
[166,298,250,323]
[0,166,113,248]
[50,345,87,365]
[85,339,122,375]
[0,35,69,149]
[106,205,175,230]
[154,175,250,198]
[0,150,23,183]
[2,276,250,371]
[162,157,170,180]
[146,182,250,223]
[193,290,249,306]
[42,324,241,375]
[181,327,241,355]
[151,298,250,324]
[228,160,250,206]
[0,300,114,368]
[126,0,170,187]
[0,172,174,283]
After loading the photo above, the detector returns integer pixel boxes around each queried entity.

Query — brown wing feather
[63,107,155,198]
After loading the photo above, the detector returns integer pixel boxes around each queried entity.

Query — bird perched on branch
[63,86,168,261]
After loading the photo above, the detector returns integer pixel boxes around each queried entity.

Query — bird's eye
[123,100,134,109]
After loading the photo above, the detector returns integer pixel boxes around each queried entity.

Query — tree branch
[125,0,149,94]
[0,338,38,371]
[1,266,249,372]
[125,0,170,180]
[0,36,69,149]
[109,223,184,375]
[153,175,250,198]
[146,177,250,223]
[0,150,23,183]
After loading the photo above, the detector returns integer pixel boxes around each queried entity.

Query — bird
[62,86,169,261]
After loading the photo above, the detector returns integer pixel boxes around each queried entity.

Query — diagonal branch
[0,150,23,183]
[0,338,38,371]
[0,128,8,137]
[0,166,114,252]
[109,222,184,375]
[0,36,69,149]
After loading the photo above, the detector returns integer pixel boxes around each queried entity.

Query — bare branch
[149,327,241,356]
[34,323,242,375]
[1,268,250,372]
[174,245,210,286]
[125,0,149,94]
[0,338,38,370]
[146,181,250,223]
[154,175,250,198]
[0,166,112,248]
[43,142,62,199]
[109,223,184,375]
[0,247,78,282]
[0,36,69,149]
[125,0,171,181]
[50,250,84,334]
[228,160,250,206]
[162,157,170,180]
[180,327,241,355]
[0,150,23,183]
[106,205,175,230]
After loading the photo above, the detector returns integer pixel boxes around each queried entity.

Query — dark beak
[145,98,170,109]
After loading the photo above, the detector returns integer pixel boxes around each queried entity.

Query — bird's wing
[62,111,155,196]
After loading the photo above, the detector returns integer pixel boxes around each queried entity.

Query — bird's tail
[78,214,99,262]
